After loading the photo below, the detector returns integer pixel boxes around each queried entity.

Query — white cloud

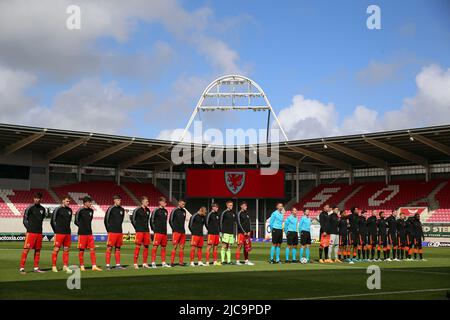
[277,64,450,140]
[0,66,141,134]
[275,95,340,139]
[0,0,242,79]
[356,60,402,85]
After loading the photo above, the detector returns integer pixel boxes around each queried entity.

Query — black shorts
[286,231,298,246]
[378,234,388,247]
[413,235,422,247]
[368,233,377,246]
[358,233,367,246]
[406,234,414,247]
[398,233,407,247]
[339,234,348,246]
[272,228,283,244]
[349,232,358,246]
[388,233,398,246]
[300,231,311,245]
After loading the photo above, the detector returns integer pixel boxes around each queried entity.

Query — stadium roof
[1,123,450,173]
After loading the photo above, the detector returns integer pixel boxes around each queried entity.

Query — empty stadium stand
[292,180,450,219]
[52,181,138,216]
[122,182,172,210]
[1,180,449,224]
[0,189,56,217]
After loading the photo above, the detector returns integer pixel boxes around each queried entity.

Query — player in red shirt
[20,192,46,274]
[189,207,207,266]
[74,196,102,271]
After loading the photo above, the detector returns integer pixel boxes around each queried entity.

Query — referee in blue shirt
[269,202,284,263]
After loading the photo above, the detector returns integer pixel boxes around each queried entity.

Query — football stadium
[1,91,450,299]
[0,1,450,304]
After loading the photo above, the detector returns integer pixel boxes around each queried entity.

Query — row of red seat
[0,181,172,217]
[294,179,448,211]
[1,179,449,222]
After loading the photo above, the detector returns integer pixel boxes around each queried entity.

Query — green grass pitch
[1,242,449,300]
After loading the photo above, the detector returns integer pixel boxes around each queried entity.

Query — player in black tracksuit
[386,209,398,260]
[338,211,349,261]
[20,192,46,273]
[150,198,170,267]
[169,199,187,266]
[51,196,73,271]
[358,212,368,260]
[367,212,378,260]
[104,195,126,269]
[405,217,415,259]
[377,211,388,260]
[396,213,407,260]
[348,207,360,260]
[188,207,206,266]
[411,213,425,260]
[75,196,101,271]
[205,203,221,265]
[318,205,331,262]
[236,202,252,265]
[220,200,236,264]
[328,207,340,262]
[131,196,151,268]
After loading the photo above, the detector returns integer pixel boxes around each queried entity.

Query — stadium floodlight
[178,75,289,144]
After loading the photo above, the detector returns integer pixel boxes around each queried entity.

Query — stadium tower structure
[179,75,289,143]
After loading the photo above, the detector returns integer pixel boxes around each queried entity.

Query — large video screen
[186,168,285,198]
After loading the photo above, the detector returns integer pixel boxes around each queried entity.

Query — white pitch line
[315,261,450,276]
[290,288,450,300]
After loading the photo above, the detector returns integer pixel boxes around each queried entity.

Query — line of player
[19,192,255,273]
[317,204,425,263]
[266,202,425,264]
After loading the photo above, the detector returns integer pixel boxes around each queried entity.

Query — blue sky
[0,0,449,141]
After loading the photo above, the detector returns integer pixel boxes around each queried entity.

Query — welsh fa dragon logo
[224,171,246,195]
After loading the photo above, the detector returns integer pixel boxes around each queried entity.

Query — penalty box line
[290,287,450,300]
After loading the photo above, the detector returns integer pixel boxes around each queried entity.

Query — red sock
[20,249,29,269]
[244,250,249,260]
[213,247,218,262]
[115,248,121,265]
[134,246,140,264]
[52,249,58,267]
[206,248,210,263]
[90,250,97,266]
[151,246,158,263]
[197,248,203,262]
[63,250,69,266]
[143,246,149,264]
[170,248,176,264]
[33,249,40,268]
[106,247,112,265]
[161,246,166,263]
[179,248,184,264]
[79,250,84,266]
[190,247,195,262]
[236,247,241,261]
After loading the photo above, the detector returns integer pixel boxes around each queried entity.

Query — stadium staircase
[120,184,140,206]
[47,187,62,204]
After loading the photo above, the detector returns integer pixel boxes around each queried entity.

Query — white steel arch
[178,74,289,143]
